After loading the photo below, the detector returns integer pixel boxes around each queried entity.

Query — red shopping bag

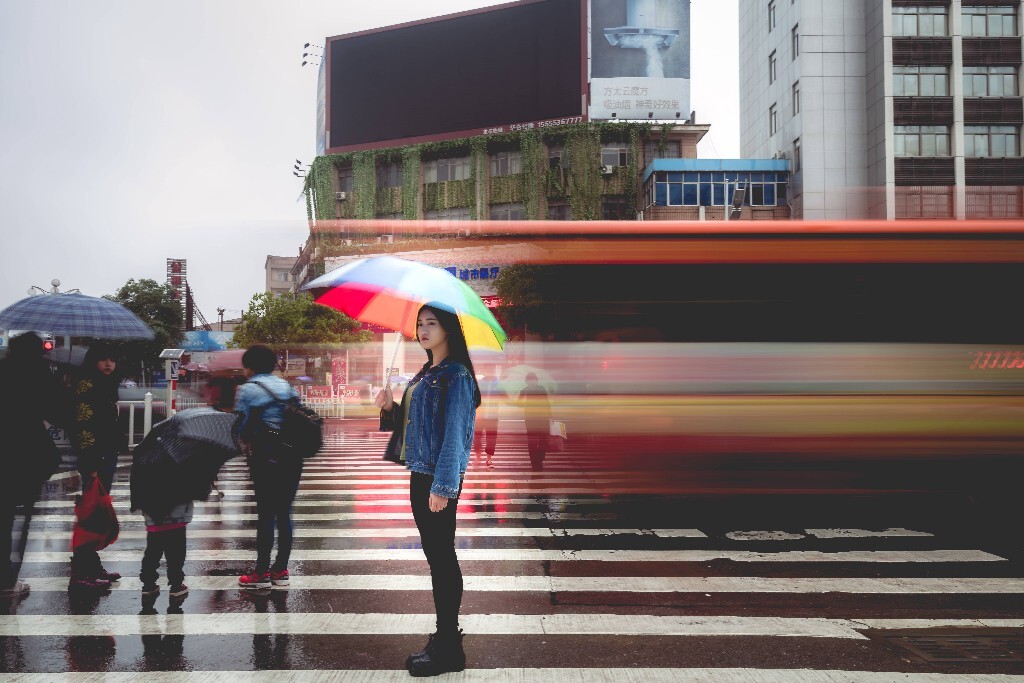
[71,478,119,551]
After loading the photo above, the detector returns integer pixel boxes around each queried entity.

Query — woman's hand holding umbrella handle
[375,384,394,411]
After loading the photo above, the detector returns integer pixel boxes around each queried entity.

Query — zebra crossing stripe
[19,549,1006,563]
[3,670,1021,683]
[4,612,1023,638]
[14,575,1024,594]
[25,527,707,540]
[0,612,869,638]
[28,511,616,523]
[35,498,612,509]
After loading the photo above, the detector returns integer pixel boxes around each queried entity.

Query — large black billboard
[326,0,585,152]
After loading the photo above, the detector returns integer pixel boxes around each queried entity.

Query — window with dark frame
[769,103,779,136]
[964,125,1021,157]
[547,201,572,220]
[793,138,801,173]
[893,65,949,96]
[602,196,631,220]
[376,163,403,189]
[768,0,777,32]
[962,5,1017,38]
[792,81,800,115]
[963,66,1018,97]
[338,166,353,194]
[894,125,951,157]
[769,50,777,84]
[651,171,788,208]
[892,6,947,37]
[601,143,630,167]
[792,24,799,58]
[489,202,525,220]
[424,157,471,183]
[489,151,521,177]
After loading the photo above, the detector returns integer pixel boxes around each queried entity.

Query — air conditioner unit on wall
[772,151,787,160]
[600,165,614,176]
[377,234,394,244]
[336,191,347,201]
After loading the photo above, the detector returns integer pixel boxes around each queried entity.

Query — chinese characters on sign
[444,266,500,281]
[481,116,585,136]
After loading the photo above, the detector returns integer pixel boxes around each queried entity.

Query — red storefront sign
[306,385,331,399]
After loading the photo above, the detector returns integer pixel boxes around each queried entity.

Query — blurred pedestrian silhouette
[518,373,550,471]
[473,375,499,469]
[0,332,68,597]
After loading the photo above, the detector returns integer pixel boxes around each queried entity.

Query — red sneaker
[269,569,290,586]
[238,571,270,588]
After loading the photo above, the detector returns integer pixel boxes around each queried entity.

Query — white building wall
[741,0,875,219]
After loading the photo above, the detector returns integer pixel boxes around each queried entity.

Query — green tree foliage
[103,278,184,374]
[232,292,371,347]
[493,264,567,339]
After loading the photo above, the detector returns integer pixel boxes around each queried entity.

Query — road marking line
[27,511,616,524]
[14,575,1024,594]
[0,613,868,638]
[806,528,934,539]
[36,498,612,509]
[3,670,1021,683]
[25,527,706,541]
[19,549,1006,563]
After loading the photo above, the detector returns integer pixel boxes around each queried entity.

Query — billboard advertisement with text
[589,0,691,121]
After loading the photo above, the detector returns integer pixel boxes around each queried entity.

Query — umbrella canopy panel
[302,256,506,351]
[0,293,154,340]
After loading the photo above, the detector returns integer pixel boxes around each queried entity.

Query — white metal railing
[301,395,346,419]
[118,392,154,449]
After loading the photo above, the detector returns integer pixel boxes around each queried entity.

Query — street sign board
[169,360,180,380]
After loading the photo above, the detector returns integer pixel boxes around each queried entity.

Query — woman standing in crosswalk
[377,304,481,677]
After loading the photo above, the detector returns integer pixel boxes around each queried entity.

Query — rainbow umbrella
[301,256,507,351]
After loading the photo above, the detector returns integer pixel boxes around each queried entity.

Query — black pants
[473,418,497,458]
[410,472,463,633]
[251,459,302,573]
[140,526,186,585]
[0,499,32,589]
[526,431,547,470]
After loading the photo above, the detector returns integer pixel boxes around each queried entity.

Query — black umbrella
[131,408,240,514]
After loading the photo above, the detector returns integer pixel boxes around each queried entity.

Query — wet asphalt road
[2,421,1024,680]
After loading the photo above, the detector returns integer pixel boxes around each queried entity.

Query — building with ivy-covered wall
[291,121,792,289]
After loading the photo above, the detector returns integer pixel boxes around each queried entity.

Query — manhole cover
[889,635,1024,663]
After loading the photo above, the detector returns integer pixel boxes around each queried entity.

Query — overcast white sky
[0,0,738,317]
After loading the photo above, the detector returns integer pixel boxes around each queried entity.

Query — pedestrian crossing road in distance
[4,429,1024,678]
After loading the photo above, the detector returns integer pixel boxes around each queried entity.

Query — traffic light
[42,339,54,351]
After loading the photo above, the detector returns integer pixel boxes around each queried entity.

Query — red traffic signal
[42,340,54,351]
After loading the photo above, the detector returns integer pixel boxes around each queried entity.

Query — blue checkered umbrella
[0,293,154,339]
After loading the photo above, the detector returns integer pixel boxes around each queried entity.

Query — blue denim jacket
[234,374,297,433]
[383,358,477,498]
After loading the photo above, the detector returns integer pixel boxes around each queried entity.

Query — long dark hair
[417,304,481,408]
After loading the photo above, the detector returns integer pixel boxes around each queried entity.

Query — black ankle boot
[406,629,465,677]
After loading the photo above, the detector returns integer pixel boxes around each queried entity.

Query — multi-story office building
[265,255,297,298]
[740,1,1024,219]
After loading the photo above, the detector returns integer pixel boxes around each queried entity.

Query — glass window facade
[647,171,789,208]
[893,6,947,36]
[489,202,525,220]
[601,143,630,167]
[424,157,471,183]
[424,207,470,220]
[962,5,1017,37]
[489,151,521,177]
[964,125,1021,157]
[894,125,950,157]
[963,66,1018,97]
[893,66,949,96]
[376,163,403,188]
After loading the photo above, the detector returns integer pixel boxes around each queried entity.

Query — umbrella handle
[387,335,402,382]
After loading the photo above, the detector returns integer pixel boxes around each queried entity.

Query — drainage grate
[889,635,1024,663]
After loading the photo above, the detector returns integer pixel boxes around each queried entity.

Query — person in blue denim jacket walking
[377,304,481,677]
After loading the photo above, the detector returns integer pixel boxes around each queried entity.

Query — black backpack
[249,381,324,461]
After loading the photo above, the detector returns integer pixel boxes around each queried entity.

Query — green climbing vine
[352,151,376,220]
[401,147,421,220]
[470,137,486,219]
[567,124,602,220]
